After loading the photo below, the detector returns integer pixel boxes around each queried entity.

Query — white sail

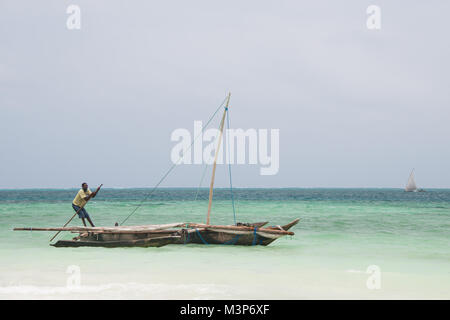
[405,169,417,192]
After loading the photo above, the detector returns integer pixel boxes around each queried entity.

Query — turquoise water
[0,188,449,299]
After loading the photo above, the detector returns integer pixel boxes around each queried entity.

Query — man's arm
[89,185,103,199]
[82,190,95,201]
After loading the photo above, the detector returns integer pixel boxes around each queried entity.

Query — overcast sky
[1,1,449,189]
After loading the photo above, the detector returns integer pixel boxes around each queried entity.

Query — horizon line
[1,186,450,191]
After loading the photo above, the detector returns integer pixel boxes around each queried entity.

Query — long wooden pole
[49,206,85,242]
[206,93,230,225]
[50,184,102,242]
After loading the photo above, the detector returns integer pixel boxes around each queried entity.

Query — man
[72,182,100,227]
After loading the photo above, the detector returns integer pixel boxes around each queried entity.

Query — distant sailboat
[405,169,425,192]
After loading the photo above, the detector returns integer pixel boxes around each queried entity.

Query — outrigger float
[14,94,299,248]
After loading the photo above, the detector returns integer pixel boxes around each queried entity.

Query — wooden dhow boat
[14,94,299,247]
[14,219,298,247]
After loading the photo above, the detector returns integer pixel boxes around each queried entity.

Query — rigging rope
[195,228,209,245]
[194,163,209,201]
[120,96,229,225]
[252,227,258,246]
[183,153,210,217]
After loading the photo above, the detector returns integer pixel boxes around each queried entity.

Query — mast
[206,93,231,225]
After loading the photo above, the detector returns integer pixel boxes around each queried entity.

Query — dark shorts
[72,204,90,219]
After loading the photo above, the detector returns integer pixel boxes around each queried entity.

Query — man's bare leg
[81,218,87,227]
[87,217,95,227]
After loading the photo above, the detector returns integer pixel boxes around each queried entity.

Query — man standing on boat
[72,183,101,227]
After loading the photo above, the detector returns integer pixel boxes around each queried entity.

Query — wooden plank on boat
[187,223,295,235]
[14,222,187,234]
[237,221,268,228]
[266,218,300,231]
[51,236,180,248]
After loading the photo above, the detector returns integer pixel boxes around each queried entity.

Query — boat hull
[181,230,275,246]
[51,236,179,248]
[180,219,300,246]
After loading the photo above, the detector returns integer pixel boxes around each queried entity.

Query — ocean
[0,188,449,299]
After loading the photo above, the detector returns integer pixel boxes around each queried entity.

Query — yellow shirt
[72,188,92,207]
